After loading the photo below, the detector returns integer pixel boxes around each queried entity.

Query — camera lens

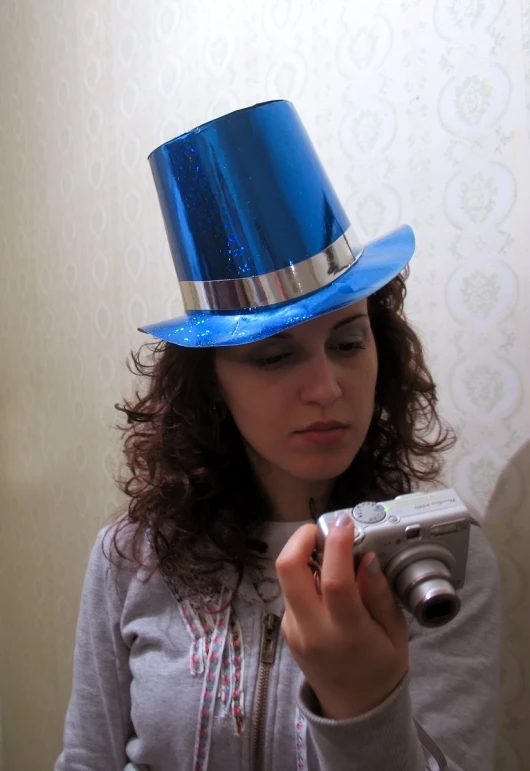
[408,578,460,627]
[394,558,460,627]
[421,598,457,624]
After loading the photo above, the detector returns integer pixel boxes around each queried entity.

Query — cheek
[219,375,289,455]
[344,359,378,425]
[229,386,286,445]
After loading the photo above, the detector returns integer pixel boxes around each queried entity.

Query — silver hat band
[180,226,363,312]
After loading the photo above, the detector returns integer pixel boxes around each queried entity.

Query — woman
[56,101,501,771]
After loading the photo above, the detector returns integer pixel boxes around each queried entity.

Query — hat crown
[149,100,351,285]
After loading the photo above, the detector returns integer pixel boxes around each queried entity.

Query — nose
[299,350,342,408]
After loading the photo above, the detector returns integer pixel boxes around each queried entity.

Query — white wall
[0,1,529,768]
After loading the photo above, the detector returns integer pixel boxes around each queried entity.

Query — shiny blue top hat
[141,100,415,347]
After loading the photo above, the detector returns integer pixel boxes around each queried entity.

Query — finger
[276,524,322,621]
[320,514,363,622]
[356,553,407,640]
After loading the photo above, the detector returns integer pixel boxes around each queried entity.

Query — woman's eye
[253,351,291,367]
[331,338,367,353]
[252,351,292,367]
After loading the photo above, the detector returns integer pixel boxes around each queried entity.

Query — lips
[296,421,348,433]
[293,421,349,447]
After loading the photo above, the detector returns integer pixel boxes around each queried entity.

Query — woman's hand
[276,515,409,721]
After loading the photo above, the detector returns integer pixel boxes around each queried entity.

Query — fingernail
[366,555,381,578]
[334,513,352,528]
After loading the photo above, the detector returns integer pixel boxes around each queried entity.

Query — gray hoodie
[55,521,501,771]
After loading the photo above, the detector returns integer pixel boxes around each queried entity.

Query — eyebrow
[270,313,369,339]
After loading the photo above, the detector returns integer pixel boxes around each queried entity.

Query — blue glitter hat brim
[140,225,415,348]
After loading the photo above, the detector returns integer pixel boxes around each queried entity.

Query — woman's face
[214,300,378,484]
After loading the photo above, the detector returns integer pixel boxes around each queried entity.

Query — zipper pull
[260,613,280,665]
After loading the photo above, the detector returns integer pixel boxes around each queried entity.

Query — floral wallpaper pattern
[0,0,528,768]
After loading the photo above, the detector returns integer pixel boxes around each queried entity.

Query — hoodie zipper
[251,612,280,771]
[414,720,447,770]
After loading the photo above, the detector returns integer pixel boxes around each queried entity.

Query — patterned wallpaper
[0,1,529,769]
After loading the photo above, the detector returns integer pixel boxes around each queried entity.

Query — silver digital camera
[315,488,472,628]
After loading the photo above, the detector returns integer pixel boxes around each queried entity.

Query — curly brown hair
[111,269,455,594]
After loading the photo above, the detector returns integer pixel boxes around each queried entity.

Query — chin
[287,454,355,483]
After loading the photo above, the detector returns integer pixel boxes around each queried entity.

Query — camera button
[353,502,387,524]
[354,527,365,544]
[387,515,400,523]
